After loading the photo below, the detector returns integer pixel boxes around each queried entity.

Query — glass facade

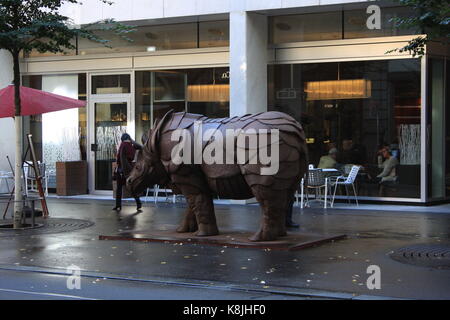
[270,11,342,44]
[268,59,422,198]
[91,74,130,94]
[135,67,229,143]
[22,73,87,189]
[270,6,418,44]
[446,59,450,197]
[199,20,230,48]
[19,13,449,203]
[344,6,417,39]
[428,58,447,199]
[27,20,229,58]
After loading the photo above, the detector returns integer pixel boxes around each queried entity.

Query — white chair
[24,161,49,196]
[330,165,361,207]
[299,169,330,208]
[145,184,176,204]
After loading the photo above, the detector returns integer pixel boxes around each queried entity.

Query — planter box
[56,161,88,196]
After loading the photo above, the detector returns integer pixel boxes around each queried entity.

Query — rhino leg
[249,185,289,241]
[176,206,198,233]
[184,192,219,237]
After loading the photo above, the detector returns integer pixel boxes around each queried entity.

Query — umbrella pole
[2,156,15,219]
[2,187,15,220]
[26,134,49,218]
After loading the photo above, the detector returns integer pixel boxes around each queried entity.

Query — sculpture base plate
[99,229,346,251]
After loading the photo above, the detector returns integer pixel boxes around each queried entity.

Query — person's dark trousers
[286,196,299,228]
[116,178,142,209]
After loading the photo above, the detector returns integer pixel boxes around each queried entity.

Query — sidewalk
[0,197,449,300]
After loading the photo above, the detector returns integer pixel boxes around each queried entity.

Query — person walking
[113,133,142,211]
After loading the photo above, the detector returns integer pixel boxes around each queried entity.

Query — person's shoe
[286,220,299,228]
[112,206,121,211]
[136,202,142,211]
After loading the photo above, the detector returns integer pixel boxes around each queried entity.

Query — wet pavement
[0,198,449,300]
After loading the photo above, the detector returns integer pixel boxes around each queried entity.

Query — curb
[0,264,407,300]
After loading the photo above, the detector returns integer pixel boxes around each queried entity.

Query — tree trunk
[12,51,23,229]
[13,116,23,228]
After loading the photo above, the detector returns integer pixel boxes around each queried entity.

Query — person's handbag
[113,167,124,182]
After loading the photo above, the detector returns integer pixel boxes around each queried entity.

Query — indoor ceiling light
[305,79,372,101]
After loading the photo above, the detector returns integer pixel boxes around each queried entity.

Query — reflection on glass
[22,75,43,161]
[446,59,450,197]
[186,67,230,118]
[268,59,421,198]
[95,102,127,190]
[92,75,130,94]
[135,71,151,144]
[78,73,87,161]
[270,12,341,44]
[79,23,197,54]
[154,72,186,101]
[199,21,230,48]
[428,58,445,198]
[344,7,418,39]
[26,38,76,58]
[270,7,418,44]
[27,20,230,57]
[135,67,230,144]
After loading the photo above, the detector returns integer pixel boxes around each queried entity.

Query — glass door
[89,98,131,192]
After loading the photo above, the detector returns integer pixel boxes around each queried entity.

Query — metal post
[31,199,35,228]
[27,134,49,218]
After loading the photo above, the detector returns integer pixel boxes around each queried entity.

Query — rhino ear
[150,109,174,156]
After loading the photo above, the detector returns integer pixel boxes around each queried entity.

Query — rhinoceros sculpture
[127,110,308,241]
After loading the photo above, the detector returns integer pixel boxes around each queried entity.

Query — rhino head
[127,110,173,195]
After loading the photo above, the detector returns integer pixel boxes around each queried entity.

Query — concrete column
[229,12,267,204]
[0,50,15,192]
[229,10,268,117]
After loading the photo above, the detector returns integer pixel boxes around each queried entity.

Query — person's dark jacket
[117,141,142,180]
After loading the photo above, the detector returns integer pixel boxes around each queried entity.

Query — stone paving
[0,198,449,299]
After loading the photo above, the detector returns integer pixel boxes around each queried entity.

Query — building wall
[0,50,15,193]
[60,0,366,24]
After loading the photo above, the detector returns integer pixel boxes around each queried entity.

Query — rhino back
[155,111,307,196]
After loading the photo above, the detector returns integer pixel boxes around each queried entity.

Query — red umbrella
[0,84,86,117]
[0,84,86,221]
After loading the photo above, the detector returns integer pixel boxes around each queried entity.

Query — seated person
[375,147,398,183]
[318,148,338,169]
[339,139,367,165]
